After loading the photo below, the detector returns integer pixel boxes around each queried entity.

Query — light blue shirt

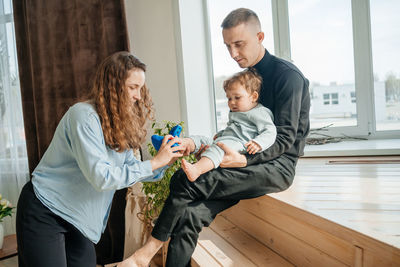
[32,102,166,243]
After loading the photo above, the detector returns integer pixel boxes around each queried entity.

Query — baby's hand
[245,140,261,154]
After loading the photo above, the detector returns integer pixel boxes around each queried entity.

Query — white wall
[173,0,216,138]
[124,0,182,123]
[124,0,217,159]
[124,0,182,159]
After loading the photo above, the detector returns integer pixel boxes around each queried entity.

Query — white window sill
[303,139,400,157]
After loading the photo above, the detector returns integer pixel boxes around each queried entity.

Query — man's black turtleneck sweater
[247,49,310,164]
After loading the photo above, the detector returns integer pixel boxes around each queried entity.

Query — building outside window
[351,91,356,103]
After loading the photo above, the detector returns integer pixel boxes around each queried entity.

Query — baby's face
[225,83,258,112]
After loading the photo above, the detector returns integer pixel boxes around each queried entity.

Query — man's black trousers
[152,154,297,267]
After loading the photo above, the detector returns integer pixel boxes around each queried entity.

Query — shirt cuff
[140,163,168,182]
[133,160,154,183]
[188,136,201,153]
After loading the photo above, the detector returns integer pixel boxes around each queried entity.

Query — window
[351,91,356,103]
[323,94,330,105]
[331,93,339,105]
[323,93,339,105]
[205,0,399,139]
[370,0,400,132]
[0,0,29,235]
[288,0,355,128]
[207,0,274,131]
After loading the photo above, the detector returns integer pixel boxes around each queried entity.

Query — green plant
[140,121,196,226]
[0,194,15,222]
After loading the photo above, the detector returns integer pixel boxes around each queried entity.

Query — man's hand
[217,142,247,168]
[245,140,262,154]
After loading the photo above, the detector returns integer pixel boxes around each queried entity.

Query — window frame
[173,0,400,141]
[275,0,399,139]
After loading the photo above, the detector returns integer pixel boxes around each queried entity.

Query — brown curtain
[13,0,131,264]
[13,0,130,174]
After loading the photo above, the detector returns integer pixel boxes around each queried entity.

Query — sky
[207,0,400,86]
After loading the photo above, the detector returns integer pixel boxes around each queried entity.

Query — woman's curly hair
[89,51,154,152]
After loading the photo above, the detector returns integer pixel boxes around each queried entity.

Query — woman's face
[125,69,145,104]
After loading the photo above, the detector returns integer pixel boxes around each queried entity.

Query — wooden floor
[2,156,400,267]
[0,256,17,267]
[274,156,400,250]
[192,156,400,266]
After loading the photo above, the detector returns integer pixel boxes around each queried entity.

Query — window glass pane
[207,0,274,131]
[288,0,356,128]
[370,0,400,131]
[1,1,29,236]
[0,3,28,172]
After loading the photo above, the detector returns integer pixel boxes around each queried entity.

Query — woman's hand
[179,137,196,156]
[150,135,184,170]
[217,142,247,168]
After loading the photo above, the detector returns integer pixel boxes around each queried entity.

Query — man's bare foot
[116,254,147,267]
[181,159,201,182]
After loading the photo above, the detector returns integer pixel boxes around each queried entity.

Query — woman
[16,51,184,267]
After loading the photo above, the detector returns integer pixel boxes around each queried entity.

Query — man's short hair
[221,8,261,29]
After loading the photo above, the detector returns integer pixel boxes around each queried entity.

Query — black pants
[152,155,297,267]
[16,181,96,267]
[95,188,127,265]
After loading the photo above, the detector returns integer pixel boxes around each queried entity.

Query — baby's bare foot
[182,159,200,182]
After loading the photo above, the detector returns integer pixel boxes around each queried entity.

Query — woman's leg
[16,181,96,267]
[65,223,96,267]
[16,181,68,267]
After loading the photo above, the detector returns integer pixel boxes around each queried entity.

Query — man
[120,8,310,267]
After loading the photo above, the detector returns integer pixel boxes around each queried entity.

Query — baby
[181,69,276,181]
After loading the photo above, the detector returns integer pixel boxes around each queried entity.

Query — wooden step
[191,156,400,267]
[191,216,293,267]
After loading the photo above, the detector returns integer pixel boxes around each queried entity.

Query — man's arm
[246,70,305,165]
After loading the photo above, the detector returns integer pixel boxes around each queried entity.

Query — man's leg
[166,199,239,267]
[152,155,296,242]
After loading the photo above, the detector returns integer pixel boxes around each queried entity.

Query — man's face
[222,23,264,68]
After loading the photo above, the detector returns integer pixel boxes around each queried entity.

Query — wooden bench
[191,156,400,266]
[192,214,293,267]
